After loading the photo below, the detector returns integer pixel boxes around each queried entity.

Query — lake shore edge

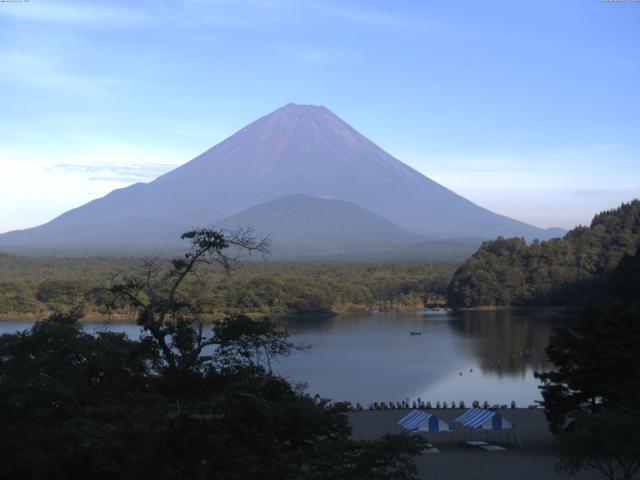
[0,304,577,322]
[458,305,581,312]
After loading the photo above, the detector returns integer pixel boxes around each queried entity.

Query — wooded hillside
[447,200,640,307]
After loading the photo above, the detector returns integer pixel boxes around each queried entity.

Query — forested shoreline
[448,200,640,308]
[0,256,456,320]
[3,201,639,319]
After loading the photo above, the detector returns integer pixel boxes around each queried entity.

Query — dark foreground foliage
[537,247,640,480]
[0,229,426,479]
[448,200,640,307]
[554,408,640,480]
[0,315,424,480]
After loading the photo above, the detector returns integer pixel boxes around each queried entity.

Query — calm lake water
[0,309,572,406]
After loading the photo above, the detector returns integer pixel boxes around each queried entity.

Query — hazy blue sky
[0,0,638,233]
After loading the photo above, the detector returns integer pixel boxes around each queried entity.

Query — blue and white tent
[455,408,513,430]
[398,410,451,432]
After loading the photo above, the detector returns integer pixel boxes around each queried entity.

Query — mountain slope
[214,194,419,257]
[0,103,562,254]
[154,103,556,239]
[0,200,224,252]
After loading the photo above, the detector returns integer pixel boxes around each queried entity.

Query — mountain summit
[0,103,562,254]
[154,103,426,216]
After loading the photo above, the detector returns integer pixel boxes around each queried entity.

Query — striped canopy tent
[455,408,513,430]
[398,410,451,433]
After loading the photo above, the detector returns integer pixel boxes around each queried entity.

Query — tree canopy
[448,200,640,307]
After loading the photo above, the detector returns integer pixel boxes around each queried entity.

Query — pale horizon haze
[1,0,639,234]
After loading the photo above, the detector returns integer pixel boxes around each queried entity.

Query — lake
[0,309,572,406]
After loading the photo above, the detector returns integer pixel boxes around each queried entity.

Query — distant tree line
[0,256,455,319]
[447,200,640,307]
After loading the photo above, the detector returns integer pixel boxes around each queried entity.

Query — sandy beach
[348,409,602,480]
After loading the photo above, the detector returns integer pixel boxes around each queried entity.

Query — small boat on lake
[409,331,422,336]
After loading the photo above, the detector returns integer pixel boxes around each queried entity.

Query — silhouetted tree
[110,228,271,374]
[537,247,640,480]
[554,408,640,480]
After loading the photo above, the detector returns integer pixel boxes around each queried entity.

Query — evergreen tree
[537,247,640,480]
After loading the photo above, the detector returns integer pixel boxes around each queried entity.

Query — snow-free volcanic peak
[0,103,563,254]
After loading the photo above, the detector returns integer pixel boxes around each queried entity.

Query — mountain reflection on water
[451,309,566,377]
[276,309,574,405]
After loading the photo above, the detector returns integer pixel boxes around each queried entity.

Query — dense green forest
[0,255,456,320]
[447,200,640,308]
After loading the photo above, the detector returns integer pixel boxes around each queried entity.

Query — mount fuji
[0,103,563,257]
